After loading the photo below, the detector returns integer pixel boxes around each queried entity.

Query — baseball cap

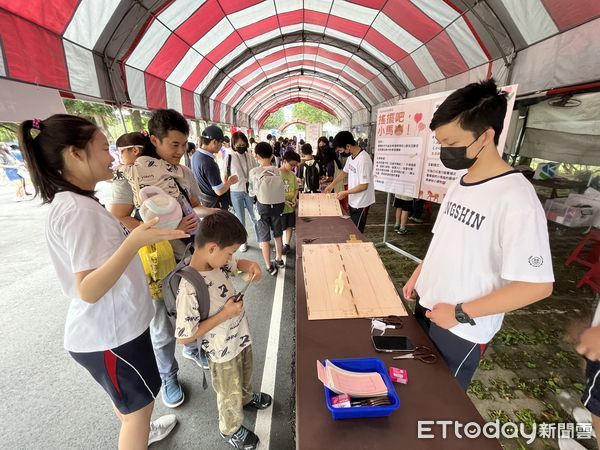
[202,125,224,142]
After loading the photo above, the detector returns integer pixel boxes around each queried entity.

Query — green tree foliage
[292,102,338,125]
[262,109,285,130]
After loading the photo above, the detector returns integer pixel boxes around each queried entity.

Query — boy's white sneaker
[148,414,177,445]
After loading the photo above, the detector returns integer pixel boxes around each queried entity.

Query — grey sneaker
[396,227,408,235]
[182,346,209,370]
[221,425,259,450]
[275,259,285,268]
[393,224,400,231]
[148,414,177,445]
[409,216,424,224]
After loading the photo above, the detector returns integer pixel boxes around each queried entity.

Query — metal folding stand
[376,192,422,264]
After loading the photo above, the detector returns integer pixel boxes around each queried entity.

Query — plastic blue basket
[322,357,401,420]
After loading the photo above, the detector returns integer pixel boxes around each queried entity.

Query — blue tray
[322,357,400,420]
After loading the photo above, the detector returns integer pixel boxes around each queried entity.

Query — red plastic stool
[565,229,600,269]
[577,263,600,293]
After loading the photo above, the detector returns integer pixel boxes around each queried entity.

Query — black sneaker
[244,392,273,410]
[282,244,291,255]
[221,425,259,450]
[267,263,278,276]
[275,259,285,268]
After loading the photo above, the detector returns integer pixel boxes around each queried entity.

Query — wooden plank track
[298,193,344,217]
[302,242,408,320]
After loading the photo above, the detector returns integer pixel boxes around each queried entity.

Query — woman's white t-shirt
[46,192,154,352]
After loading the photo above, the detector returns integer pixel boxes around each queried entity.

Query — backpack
[303,162,321,193]
[162,245,210,321]
[255,169,285,205]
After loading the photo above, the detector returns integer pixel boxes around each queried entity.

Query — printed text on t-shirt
[444,201,487,230]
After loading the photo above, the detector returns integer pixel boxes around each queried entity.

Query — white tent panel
[64,0,121,49]
[64,42,101,98]
[125,66,147,109]
[509,18,600,94]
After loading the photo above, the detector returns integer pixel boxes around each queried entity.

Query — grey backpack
[162,246,210,320]
[255,168,285,205]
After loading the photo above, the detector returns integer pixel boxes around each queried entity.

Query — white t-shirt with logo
[416,171,554,344]
[46,192,154,352]
[175,257,252,363]
[343,150,376,209]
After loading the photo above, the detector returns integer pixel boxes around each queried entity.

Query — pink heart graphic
[414,113,423,124]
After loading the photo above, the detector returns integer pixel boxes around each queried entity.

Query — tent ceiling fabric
[0,0,598,126]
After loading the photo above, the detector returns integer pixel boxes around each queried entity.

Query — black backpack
[303,162,321,193]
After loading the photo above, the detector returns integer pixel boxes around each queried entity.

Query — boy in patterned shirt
[174,210,270,450]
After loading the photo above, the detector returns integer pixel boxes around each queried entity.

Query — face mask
[439,131,486,170]
[234,145,248,154]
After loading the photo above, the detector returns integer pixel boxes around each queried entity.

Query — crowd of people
[11,79,600,450]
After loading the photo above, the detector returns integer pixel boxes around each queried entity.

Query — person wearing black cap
[324,131,375,232]
[192,125,238,209]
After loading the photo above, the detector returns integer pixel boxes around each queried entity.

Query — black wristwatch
[455,303,476,326]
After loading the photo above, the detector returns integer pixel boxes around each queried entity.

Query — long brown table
[295,216,502,450]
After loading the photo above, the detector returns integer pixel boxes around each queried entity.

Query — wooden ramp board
[298,193,343,217]
[302,242,408,320]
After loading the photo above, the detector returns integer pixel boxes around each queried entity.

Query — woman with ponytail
[20,114,186,449]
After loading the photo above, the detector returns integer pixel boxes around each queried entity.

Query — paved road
[0,184,296,449]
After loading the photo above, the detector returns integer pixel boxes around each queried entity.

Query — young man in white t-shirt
[324,131,376,232]
[403,79,554,390]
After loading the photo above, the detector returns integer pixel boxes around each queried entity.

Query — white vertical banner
[305,123,322,147]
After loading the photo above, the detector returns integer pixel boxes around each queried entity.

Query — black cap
[202,125,224,142]
[223,136,230,143]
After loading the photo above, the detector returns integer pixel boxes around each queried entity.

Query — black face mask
[234,145,248,154]
[439,131,486,170]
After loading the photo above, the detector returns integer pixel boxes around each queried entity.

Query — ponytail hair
[19,114,98,204]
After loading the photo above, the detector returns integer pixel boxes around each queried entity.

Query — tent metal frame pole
[377,192,422,264]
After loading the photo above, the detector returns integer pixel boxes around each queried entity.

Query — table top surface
[294,216,502,450]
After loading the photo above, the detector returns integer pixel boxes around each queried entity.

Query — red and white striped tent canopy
[0,0,598,128]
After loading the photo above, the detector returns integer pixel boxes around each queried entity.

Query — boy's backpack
[303,162,321,193]
[255,169,285,205]
[162,245,210,321]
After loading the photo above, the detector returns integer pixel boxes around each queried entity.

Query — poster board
[373,85,518,203]
[305,123,322,146]
[298,193,343,217]
[302,243,408,320]
[0,78,67,122]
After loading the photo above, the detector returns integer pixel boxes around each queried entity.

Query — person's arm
[76,218,188,303]
[213,176,239,196]
[324,170,348,193]
[177,298,243,345]
[426,281,553,329]
[577,325,600,361]
[111,203,141,230]
[402,262,422,300]
[236,259,262,282]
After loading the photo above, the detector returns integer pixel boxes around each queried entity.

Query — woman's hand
[127,217,189,249]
